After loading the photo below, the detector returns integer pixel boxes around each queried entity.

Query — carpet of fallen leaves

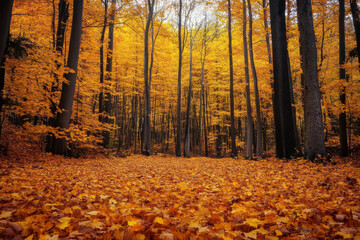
[0,154,360,240]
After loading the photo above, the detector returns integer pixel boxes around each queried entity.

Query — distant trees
[47,0,84,156]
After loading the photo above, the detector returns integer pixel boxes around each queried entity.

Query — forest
[0,0,360,239]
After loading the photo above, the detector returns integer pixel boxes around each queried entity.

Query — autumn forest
[1,0,360,239]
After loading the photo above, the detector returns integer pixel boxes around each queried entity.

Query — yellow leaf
[244,218,263,228]
[134,233,145,240]
[178,182,188,191]
[128,219,140,227]
[0,211,13,219]
[244,230,258,239]
[154,217,164,225]
[25,235,34,240]
[56,221,69,230]
[276,217,289,224]
[189,221,200,228]
[275,230,283,236]
[87,211,99,216]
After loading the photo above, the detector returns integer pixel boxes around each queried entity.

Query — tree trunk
[296,0,326,160]
[99,0,108,123]
[49,0,83,156]
[143,0,155,156]
[103,0,116,147]
[270,0,298,158]
[339,0,348,156]
[176,0,183,157]
[184,30,194,158]
[247,0,262,158]
[243,0,253,159]
[0,0,13,136]
[350,0,360,71]
[228,0,238,157]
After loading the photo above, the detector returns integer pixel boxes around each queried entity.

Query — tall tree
[184,23,200,158]
[247,0,262,158]
[48,0,84,156]
[143,0,155,156]
[227,0,238,157]
[350,0,360,70]
[270,0,298,158]
[176,0,183,157]
[243,0,253,159]
[339,0,348,156]
[296,0,326,160]
[102,0,116,147]
[0,0,14,120]
[99,0,108,124]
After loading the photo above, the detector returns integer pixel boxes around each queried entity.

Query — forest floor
[0,153,360,240]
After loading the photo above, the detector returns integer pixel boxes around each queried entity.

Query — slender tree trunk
[49,0,83,156]
[339,0,348,156]
[227,0,238,157]
[99,0,108,123]
[243,0,253,159]
[296,0,326,160]
[270,0,298,158]
[350,0,360,71]
[199,55,205,155]
[176,0,183,157]
[143,0,155,156]
[247,0,262,158]
[184,30,194,158]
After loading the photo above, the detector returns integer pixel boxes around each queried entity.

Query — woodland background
[0,0,360,158]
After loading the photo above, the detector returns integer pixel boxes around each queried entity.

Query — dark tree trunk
[228,0,238,157]
[247,0,262,158]
[339,0,348,156]
[176,0,183,157]
[103,0,116,147]
[296,0,326,160]
[99,0,108,123]
[270,0,298,158]
[143,0,155,156]
[350,0,360,70]
[0,0,14,131]
[243,0,253,159]
[48,0,83,156]
[184,30,194,158]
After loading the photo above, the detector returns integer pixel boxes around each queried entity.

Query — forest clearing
[0,154,360,239]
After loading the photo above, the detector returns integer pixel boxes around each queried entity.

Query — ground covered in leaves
[0,154,360,240]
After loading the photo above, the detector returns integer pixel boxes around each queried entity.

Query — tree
[350,0,360,71]
[296,0,326,160]
[227,0,237,157]
[242,0,253,159]
[99,0,108,125]
[270,0,298,158]
[184,20,200,158]
[0,0,14,120]
[339,0,348,157]
[143,0,155,155]
[247,0,262,158]
[47,0,84,156]
[176,0,184,157]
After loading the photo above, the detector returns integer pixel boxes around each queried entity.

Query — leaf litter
[0,154,359,239]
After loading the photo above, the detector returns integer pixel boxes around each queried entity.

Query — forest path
[0,155,359,239]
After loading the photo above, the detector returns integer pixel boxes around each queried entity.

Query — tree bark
[49,0,83,156]
[247,0,262,158]
[270,0,298,158]
[228,0,238,157]
[184,29,195,158]
[350,0,360,71]
[339,0,348,156]
[243,0,253,159]
[176,0,183,157]
[143,0,155,156]
[102,0,116,147]
[296,0,326,160]
[99,0,108,123]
